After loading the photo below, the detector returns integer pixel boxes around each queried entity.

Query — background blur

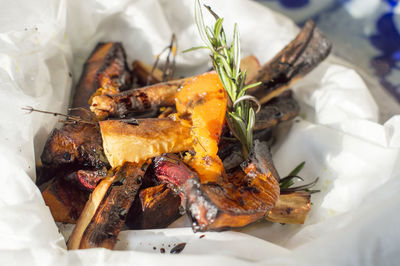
[257,0,400,121]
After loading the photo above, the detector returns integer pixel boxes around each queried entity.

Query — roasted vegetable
[79,162,144,249]
[68,174,116,249]
[266,191,311,224]
[90,78,190,119]
[254,92,300,131]
[125,184,182,229]
[39,42,132,180]
[64,169,108,191]
[175,71,227,183]
[154,153,279,231]
[40,122,107,169]
[71,42,132,112]
[99,118,193,168]
[240,55,261,84]
[247,20,332,104]
[42,178,89,224]
[131,60,163,86]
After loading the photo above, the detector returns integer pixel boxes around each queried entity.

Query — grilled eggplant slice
[154,154,280,231]
[78,162,144,249]
[247,20,332,104]
[125,184,182,229]
[90,78,189,119]
[71,42,131,112]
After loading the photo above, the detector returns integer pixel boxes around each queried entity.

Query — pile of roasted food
[36,20,331,250]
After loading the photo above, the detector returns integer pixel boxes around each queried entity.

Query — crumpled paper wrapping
[0,0,399,265]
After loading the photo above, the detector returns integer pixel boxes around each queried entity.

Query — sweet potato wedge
[125,184,181,229]
[42,178,89,224]
[67,174,116,250]
[71,42,131,112]
[79,162,144,249]
[247,20,331,104]
[154,154,279,231]
[40,42,131,172]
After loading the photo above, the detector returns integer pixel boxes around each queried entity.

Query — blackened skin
[40,122,108,169]
[153,153,280,232]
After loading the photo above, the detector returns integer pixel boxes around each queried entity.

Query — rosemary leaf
[288,161,306,177]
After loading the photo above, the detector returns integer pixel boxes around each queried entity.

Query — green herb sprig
[185,0,261,159]
[280,161,320,193]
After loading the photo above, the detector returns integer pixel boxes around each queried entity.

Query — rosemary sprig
[188,0,261,159]
[280,161,320,193]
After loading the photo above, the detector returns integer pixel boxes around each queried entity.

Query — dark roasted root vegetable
[42,178,89,224]
[78,162,144,249]
[131,60,163,86]
[67,174,115,250]
[64,169,108,191]
[71,42,131,112]
[99,118,193,168]
[40,122,108,169]
[247,20,332,104]
[90,78,189,119]
[266,192,311,224]
[40,42,131,170]
[254,92,300,131]
[154,154,280,232]
[125,184,182,229]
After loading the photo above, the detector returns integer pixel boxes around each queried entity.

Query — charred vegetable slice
[90,78,189,119]
[40,123,108,168]
[79,162,144,249]
[40,42,131,172]
[125,184,182,229]
[247,20,332,104]
[154,154,279,231]
[67,174,115,250]
[71,42,131,112]
[131,60,163,86]
[254,92,299,131]
[42,178,89,224]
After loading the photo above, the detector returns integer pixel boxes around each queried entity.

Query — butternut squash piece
[175,71,227,183]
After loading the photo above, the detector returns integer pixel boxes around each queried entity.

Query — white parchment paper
[0,0,399,265]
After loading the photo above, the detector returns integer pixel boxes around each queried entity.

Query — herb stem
[192,0,261,158]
